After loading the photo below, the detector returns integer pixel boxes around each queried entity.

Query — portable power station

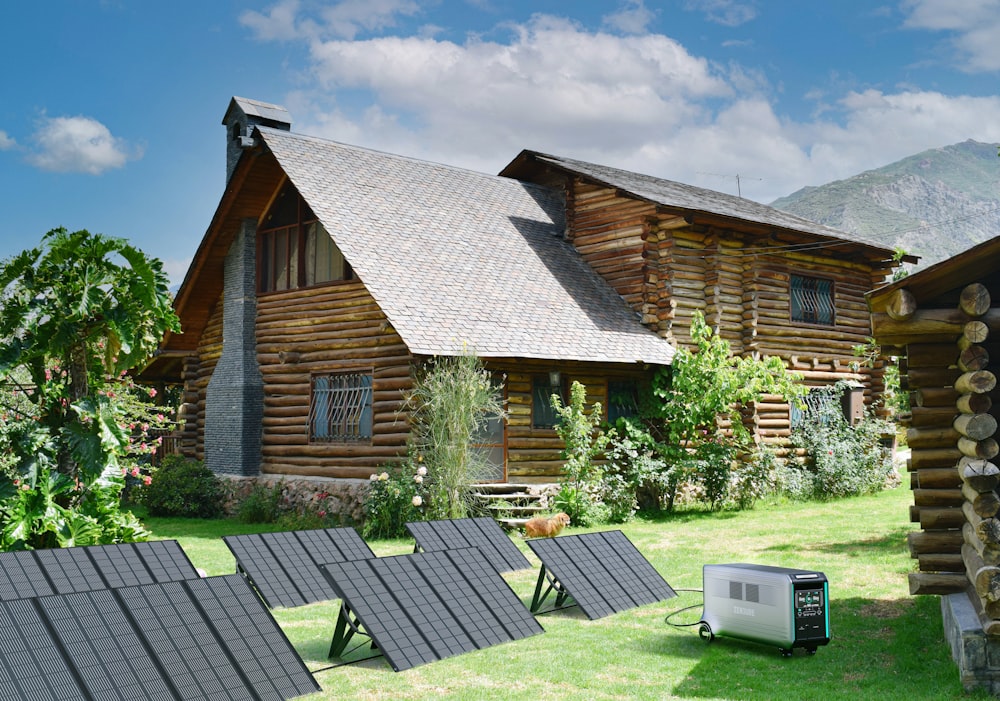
[699,563,830,656]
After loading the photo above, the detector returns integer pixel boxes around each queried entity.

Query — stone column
[204,219,263,476]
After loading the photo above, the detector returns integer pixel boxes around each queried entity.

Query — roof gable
[502,150,906,262]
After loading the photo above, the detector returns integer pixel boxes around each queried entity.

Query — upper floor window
[790,275,833,326]
[258,182,352,293]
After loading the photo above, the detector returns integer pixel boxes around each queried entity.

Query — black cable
[664,588,704,629]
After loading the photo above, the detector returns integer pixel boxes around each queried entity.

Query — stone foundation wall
[219,474,369,526]
[941,590,1000,694]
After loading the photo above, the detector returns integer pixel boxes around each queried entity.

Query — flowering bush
[362,460,429,539]
[788,382,895,499]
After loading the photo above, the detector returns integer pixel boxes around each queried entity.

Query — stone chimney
[222,96,291,183]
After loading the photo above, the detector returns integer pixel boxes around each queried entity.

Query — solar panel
[0,575,319,701]
[322,547,544,672]
[407,517,532,573]
[527,530,677,620]
[224,527,375,608]
[0,540,199,603]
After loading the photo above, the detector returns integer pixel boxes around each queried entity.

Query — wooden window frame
[789,273,835,327]
[258,189,352,294]
[531,374,567,430]
[308,371,374,443]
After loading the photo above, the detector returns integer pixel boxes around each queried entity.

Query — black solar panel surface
[224,527,375,608]
[187,575,319,701]
[38,589,176,700]
[0,540,199,603]
[323,548,543,672]
[0,599,86,700]
[407,517,531,573]
[527,530,676,620]
[0,550,54,601]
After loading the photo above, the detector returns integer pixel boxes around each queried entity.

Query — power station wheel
[698,623,714,642]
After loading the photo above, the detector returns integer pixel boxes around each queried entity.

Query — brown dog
[524,512,570,538]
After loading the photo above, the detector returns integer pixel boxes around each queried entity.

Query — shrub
[363,461,429,539]
[551,380,611,525]
[236,482,284,524]
[789,382,895,499]
[139,455,224,518]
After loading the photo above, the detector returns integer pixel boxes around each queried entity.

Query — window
[532,374,565,429]
[607,380,640,423]
[790,275,834,325]
[259,182,352,293]
[309,373,373,442]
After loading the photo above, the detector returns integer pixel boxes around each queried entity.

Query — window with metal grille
[310,373,373,442]
[790,275,834,325]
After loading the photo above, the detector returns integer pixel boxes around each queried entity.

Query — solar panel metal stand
[530,563,573,613]
[329,601,378,660]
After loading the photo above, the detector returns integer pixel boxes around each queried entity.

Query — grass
[143,482,988,701]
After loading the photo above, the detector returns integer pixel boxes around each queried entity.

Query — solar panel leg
[530,564,567,613]
[329,603,372,659]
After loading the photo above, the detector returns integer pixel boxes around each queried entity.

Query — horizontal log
[906,426,961,449]
[962,482,1000,518]
[909,406,959,428]
[914,488,964,508]
[908,572,968,595]
[872,308,1000,345]
[906,367,963,389]
[960,458,1000,491]
[959,436,1000,460]
[887,287,917,321]
[907,529,963,556]
[958,345,990,373]
[913,467,962,489]
[962,320,990,346]
[960,282,991,317]
[913,387,960,408]
[909,447,964,470]
[905,343,959,368]
[958,393,993,415]
[956,370,997,395]
[918,552,964,572]
[922,507,966,530]
[954,413,998,442]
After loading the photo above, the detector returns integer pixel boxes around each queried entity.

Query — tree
[0,228,180,549]
[620,311,803,510]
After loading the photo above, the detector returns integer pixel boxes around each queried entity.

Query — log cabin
[140,96,908,490]
[866,235,1000,690]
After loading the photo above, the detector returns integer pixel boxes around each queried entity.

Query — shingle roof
[258,128,675,366]
[512,151,898,254]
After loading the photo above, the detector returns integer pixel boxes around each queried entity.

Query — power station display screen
[795,588,824,612]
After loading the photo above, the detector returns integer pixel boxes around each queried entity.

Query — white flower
[369,473,377,481]
[412,495,423,507]
[378,472,389,481]
[414,474,423,484]
[417,466,427,476]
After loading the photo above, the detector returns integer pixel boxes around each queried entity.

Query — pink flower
[20,484,29,491]
[142,475,152,486]
[318,510,326,517]
[149,388,157,397]
[130,467,140,478]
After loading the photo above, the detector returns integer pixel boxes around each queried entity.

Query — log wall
[566,180,891,447]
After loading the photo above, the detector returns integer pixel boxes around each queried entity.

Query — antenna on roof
[696,172,762,198]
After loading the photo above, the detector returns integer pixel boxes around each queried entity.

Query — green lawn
[144,482,986,701]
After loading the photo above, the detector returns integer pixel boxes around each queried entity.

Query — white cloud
[27,115,138,175]
[241,0,421,41]
[902,0,1000,71]
[0,130,14,150]
[240,0,303,41]
[684,0,758,27]
[249,7,1000,205]
[602,0,657,35]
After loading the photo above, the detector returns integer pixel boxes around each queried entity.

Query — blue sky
[2,0,999,285]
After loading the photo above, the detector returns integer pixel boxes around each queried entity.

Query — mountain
[771,140,1000,269]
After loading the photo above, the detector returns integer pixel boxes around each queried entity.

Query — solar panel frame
[224,527,376,609]
[406,517,532,573]
[527,530,676,620]
[322,547,543,672]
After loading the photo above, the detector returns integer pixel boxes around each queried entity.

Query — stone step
[485,503,546,514]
